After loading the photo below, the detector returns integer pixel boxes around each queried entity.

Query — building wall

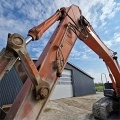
[0,67,23,107]
[0,63,95,107]
[65,63,96,96]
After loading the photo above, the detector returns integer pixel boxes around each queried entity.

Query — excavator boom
[0,5,82,120]
[0,4,120,120]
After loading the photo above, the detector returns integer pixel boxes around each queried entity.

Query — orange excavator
[0,4,120,120]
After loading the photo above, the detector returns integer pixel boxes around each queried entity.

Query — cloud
[87,68,109,83]
[115,26,120,30]
[100,0,120,21]
[113,32,120,43]
[102,32,120,50]
[0,0,119,58]
[76,0,120,31]
[69,43,96,61]
[103,40,113,48]
[0,0,120,84]
[31,47,43,57]
[70,48,81,57]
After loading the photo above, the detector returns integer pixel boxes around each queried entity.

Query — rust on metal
[28,9,63,40]
[0,49,18,80]
[1,4,120,120]
[14,60,28,84]
[7,33,50,100]
[7,33,41,86]
[5,5,82,120]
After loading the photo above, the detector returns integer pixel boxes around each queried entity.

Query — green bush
[95,85,104,92]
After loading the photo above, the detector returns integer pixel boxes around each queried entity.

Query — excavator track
[92,97,113,120]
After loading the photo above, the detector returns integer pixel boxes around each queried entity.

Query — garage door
[51,69,73,100]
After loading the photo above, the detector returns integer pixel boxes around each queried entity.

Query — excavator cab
[93,82,119,119]
[104,82,116,98]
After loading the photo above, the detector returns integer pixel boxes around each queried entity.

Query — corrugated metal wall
[0,67,23,107]
[0,62,95,107]
[65,63,96,96]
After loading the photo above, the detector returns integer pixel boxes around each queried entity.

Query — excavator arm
[78,20,120,95]
[0,5,82,120]
[0,4,120,120]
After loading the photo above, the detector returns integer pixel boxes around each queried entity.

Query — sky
[0,0,120,83]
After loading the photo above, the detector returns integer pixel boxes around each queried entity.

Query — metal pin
[26,36,33,44]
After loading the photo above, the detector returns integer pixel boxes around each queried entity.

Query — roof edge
[31,58,94,79]
[67,62,94,79]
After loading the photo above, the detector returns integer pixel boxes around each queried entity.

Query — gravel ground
[41,92,104,120]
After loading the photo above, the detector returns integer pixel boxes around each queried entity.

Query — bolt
[8,33,25,49]
[13,37,23,46]
[36,95,40,100]
[39,87,49,99]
